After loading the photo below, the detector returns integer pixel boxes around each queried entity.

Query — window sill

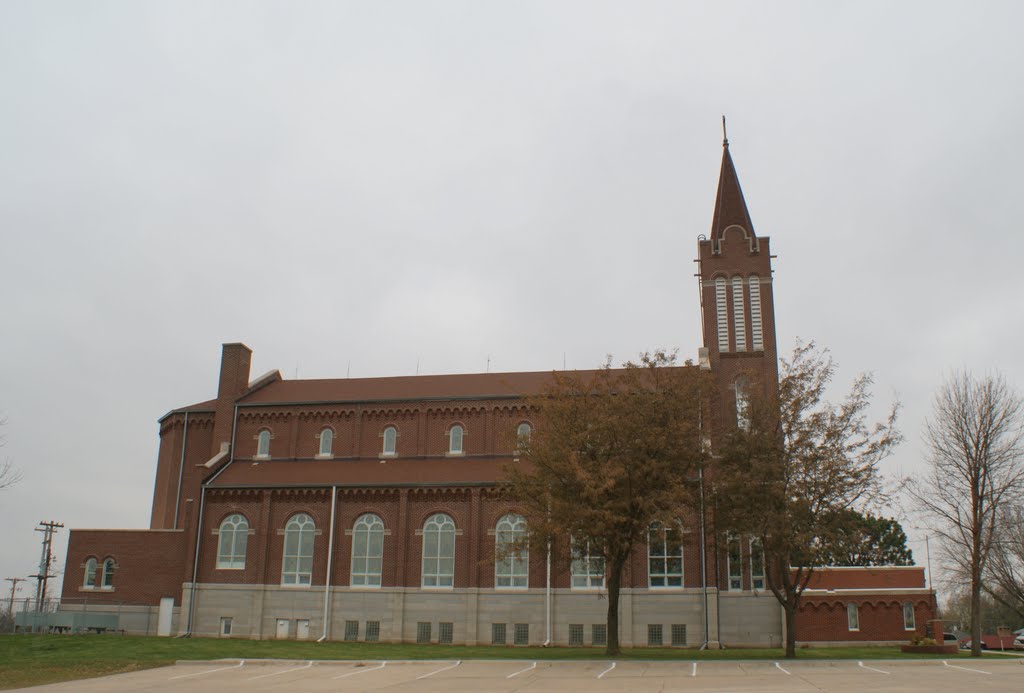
[215,565,245,571]
[79,586,114,592]
[648,585,686,590]
[421,584,454,590]
[253,455,271,461]
[378,453,396,460]
[348,584,382,590]
[494,585,529,591]
[445,452,465,457]
[314,454,333,460]
[280,583,314,589]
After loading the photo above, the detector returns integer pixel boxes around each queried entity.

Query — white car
[1014,634,1024,651]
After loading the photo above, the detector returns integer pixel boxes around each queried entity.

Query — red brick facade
[59,140,934,645]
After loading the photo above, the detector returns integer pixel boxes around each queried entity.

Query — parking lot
[16,657,1024,692]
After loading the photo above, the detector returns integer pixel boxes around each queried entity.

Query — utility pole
[5,577,24,620]
[28,521,63,612]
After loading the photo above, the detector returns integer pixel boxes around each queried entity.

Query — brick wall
[61,529,187,606]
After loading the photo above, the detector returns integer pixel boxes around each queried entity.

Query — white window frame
[732,275,747,351]
[847,602,860,631]
[648,522,684,588]
[495,513,528,589]
[220,617,233,637]
[83,557,97,587]
[256,429,271,459]
[749,537,765,590]
[282,513,315,586]
[571,538,605,589]
[515,422,531,450]
[735,377,750,432]
[448,424,464,455]
[101,558,115,589]
[715,277,729,352]
[749,275,763,351]
[727,534,742,590]
[318,428,333,458]
[351,513,385,587]
[422,513,455,588]
[903,601,916,630]
[382,426,397,456]
[216,514,249,569]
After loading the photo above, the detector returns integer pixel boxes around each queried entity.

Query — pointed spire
[710,123,756,246]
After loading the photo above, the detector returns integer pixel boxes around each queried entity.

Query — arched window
[648,522,684,587]
[715,277,729,352]
[217,514,249,569]
[732,275,747,351]
[318,428,333,457]
[735,377,750,432]
[516,422,531,449]
[571,537,604,588]
[282,513,315,585]
[748,275,763,351]
[422,513,455,587]
[256,429,271,458]
[727,534,742,590]
[382,426,397,456]
[495,513,528,588]
[903,601,916,630]
[351,513,385,587]
[101,559,115,588]
[750,537,765,590]
[448,425,464,454]
[83,558,97,587]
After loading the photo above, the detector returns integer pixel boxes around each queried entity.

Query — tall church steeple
[697,131,779,429]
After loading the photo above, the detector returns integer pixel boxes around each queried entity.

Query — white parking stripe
[943,660,990,674]
[506,661,536,678]
[774,661,791,675]
[332,662,386,679]
[858,661,890,674]
[246,660,313,681]
[597,662,616,679]
[168,660,244,680]
[691,662,697,677]
[416,660,461,679]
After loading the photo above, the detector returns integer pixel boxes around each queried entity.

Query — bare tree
[0,417,22,490]
[906,371,1024,656]
[984,505,1024,623]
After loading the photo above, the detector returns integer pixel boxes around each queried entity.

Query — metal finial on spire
[722,115,729,147]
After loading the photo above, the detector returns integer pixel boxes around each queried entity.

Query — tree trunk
[605,555,625,656]
[784,599,797,659]
[971,551,983,657]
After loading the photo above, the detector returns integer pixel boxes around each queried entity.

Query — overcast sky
[2,1,1022,601]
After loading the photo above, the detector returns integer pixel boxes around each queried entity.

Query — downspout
[319,485,338,642]
[543,540,552,645]
[699,464,709,649]
[172,412,189,530]
[184,487,206,636]
[184,404,238,636]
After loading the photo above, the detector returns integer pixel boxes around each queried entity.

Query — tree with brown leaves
[503,351,709,656]
[715,341,900,658]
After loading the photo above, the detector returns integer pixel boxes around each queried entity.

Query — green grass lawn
[0,634,1001,690]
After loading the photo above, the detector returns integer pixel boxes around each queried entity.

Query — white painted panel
[157,597,174,637]
[732,276,746,351]
[749,276,763,351]
[297,619,310,640]
[715,278,729,352]
[276,618,290,639]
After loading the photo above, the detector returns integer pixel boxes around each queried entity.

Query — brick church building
[60,139,935,647]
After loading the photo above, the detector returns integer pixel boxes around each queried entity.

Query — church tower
[697,129,779,432]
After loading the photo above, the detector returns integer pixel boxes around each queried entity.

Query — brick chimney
[211,343,252,456]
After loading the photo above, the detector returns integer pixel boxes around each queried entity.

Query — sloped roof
[236,369,595,405]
